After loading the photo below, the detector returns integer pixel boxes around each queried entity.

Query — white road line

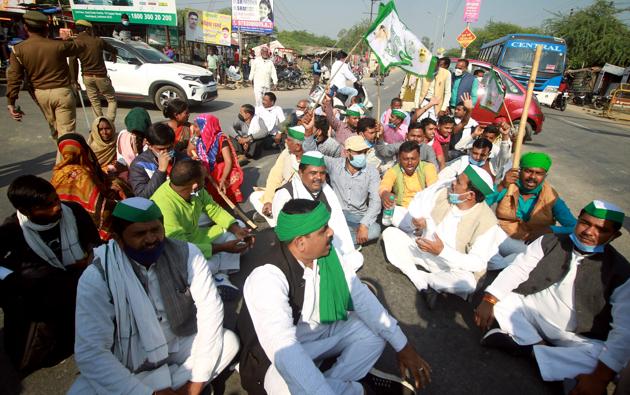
[562,119,587,129]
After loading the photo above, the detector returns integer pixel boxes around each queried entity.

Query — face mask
[364,138,374,148]
[448,192,468,204]
[349,154,366,169]
[123,239,165,266]
[168,149,175,158]
[477,76,483,82]
[295,110,305,118]
[387,122,397,129]
[569,232,605,254]
[454,69,463,77]
[122,20,129,26]
[469,157,486,167]
[238,114,245,122]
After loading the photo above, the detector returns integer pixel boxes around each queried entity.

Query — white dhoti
[69,329,240,394]
[264,315,385,395]
[207,223,243,274]
[382,227,477,298]
[249,190,276,227]
[488,232,528,271]
[494,292,604,382]
[253,84,271,108]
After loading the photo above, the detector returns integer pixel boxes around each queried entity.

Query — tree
[336,19,372,54]
[459,21,542,59]
[277,30,335,52]
[544,0,630,68]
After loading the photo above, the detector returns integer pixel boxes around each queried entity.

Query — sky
[177,0,630,49]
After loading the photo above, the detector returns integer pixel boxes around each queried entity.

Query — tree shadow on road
[0,152,55,188]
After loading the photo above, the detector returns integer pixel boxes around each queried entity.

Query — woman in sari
[164,98,198,156]
[51,133,133,240]
[88,116,126,176]
[194,113,244,205]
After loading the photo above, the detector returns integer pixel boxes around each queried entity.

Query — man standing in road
[400,57,452,117]
[249,46,277,107]
[330,50,358,106]
[450,59,478,109]
[6,11,85,139]
[310,55,322,93]
[70,20,118,122]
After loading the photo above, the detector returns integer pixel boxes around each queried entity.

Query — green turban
[287,125,305,141]
[391,109,407,120]
[124,107,152,134]
[275,201,353,323]
[300,151,326,168]
[520,152,552,171]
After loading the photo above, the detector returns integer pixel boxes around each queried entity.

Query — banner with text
[232,0,274,35]
[185,10,232,45]
[69,0,177,26]
[463,0,482,23]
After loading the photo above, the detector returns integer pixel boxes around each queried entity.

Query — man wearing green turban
[476,200,630,393]
[486,151,577,270]
[238,199,432,395]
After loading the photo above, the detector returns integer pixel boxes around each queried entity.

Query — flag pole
[511,44,543,171]
[502,101,514,130]
[377,68,381,118]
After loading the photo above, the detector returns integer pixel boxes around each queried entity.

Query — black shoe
[480,328,533,357]
[422,288,439,310]
[361,368,417,395]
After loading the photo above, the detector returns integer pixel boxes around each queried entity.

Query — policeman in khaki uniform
[6,11,85,138]
[69,20,118,122]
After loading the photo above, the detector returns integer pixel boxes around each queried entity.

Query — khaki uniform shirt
[70,32,117,76]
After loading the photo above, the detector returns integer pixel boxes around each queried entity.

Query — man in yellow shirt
[379,141,437,227]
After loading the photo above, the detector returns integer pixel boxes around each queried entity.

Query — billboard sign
[184,9,231,45]
[232,0,273,35]
[69,0,177,26]
[463,0,482,23]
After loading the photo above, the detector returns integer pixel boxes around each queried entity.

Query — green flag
[479,68,506,114]
[364,1,437,77]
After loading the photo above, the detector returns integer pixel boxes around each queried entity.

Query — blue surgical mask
[469,157,486,167]
[387,122,397,129]
[349,154,367,169]
[569,233,605,254]
[123,240,165,266]
[364,138,374,148]
[448,192,467,204]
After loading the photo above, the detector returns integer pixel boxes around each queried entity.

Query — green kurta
[152,183,236,259]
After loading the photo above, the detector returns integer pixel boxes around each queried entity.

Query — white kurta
[243,249,408,395]
[272,177,363,271]
[70,243,239,394]
[256,105,285,135]
[383,204,501,298]
[486,237,630,381]
[249,57,278,107]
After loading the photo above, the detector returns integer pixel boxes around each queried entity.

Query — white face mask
[295,110,305,117]
[477,76,483,82]
[454,69,463,77]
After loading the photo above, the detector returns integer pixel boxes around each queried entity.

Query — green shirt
[151,182,235,259]
[206,54,219,70]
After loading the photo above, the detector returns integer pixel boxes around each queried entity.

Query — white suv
[82,37,218,110]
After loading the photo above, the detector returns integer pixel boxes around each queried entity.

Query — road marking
[562,119,587,129]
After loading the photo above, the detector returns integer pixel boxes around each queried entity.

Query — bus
[478,34,567,106]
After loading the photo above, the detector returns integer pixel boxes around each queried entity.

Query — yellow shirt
[379,162,438,207]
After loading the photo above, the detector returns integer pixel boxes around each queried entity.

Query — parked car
[78,38,218,111]
[449,58,545,141]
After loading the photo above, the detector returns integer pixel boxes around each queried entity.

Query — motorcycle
[551,91,568,111]
[276,66,303,90]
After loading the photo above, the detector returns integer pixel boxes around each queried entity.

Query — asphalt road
[1,71,629,395]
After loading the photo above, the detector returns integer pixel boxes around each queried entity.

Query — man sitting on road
[129,122,187,198]
[70,197,239,394]
[303,116,343,158]
[475,201,629,395]
[229,104,270,161]
[422,118,447,170]
[272,151,363,271]
[249,125,305,227]
[448,94,477,160]
[438,138,497,183]
[380,97,411,128]
[383,166,501,309]
[382,109,409,144]
[256,91,285,146]
[280,99,308,136]
[0,175,101,377]
[330,50,358,106]
[373,121,439,173]
[238,199,432,395]
[151,160,254,300]
[435,115,456,163]
[486,152,576,269]
[319,136,382,247]
[379,141,438,227]
[323,92,362,144]
[454,122,513,181]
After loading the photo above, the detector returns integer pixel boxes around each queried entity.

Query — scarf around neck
[17,203,85,269]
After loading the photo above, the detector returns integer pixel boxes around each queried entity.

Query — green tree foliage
[337,19,372,54]
[544,0,630,68]
[277,30,335,52]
